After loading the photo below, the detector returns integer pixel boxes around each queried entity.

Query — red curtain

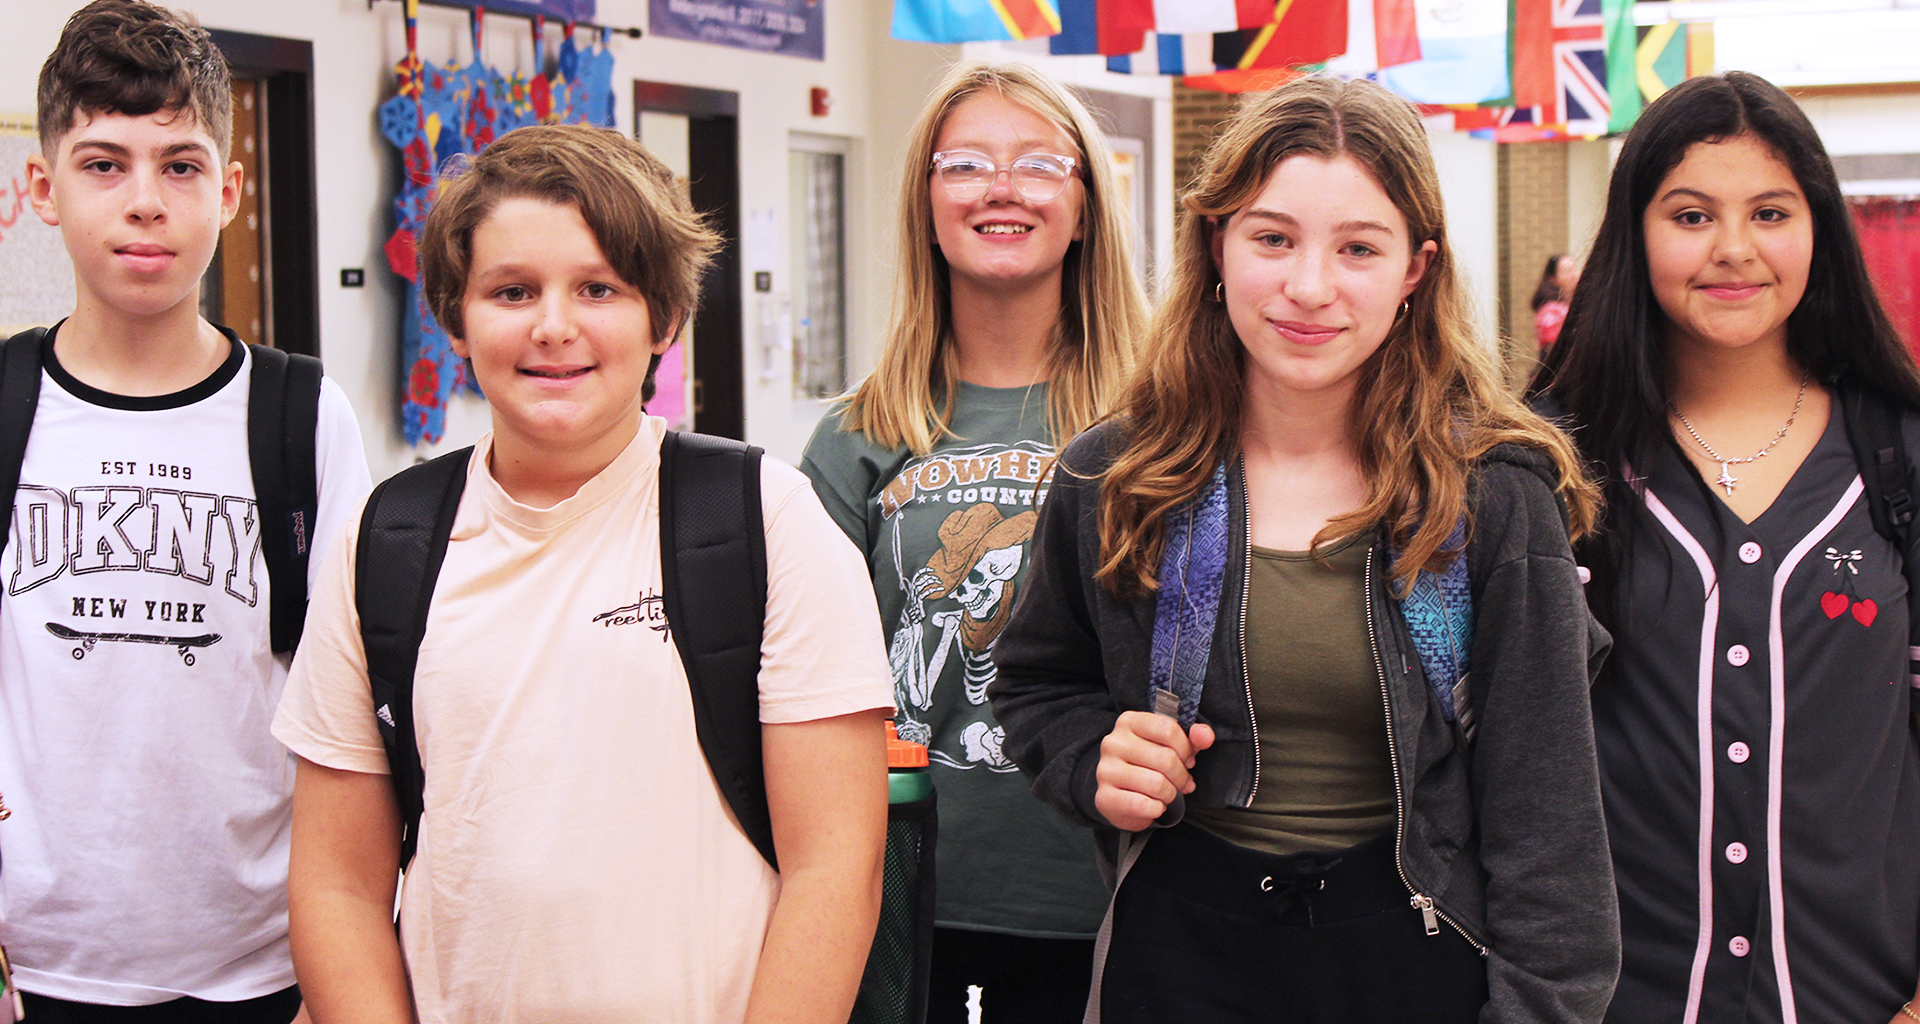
[1851,196,1920,359]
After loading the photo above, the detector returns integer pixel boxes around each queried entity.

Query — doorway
[206,29,319,356]
[634,81,743,440]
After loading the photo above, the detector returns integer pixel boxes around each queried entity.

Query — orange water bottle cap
[886,720,928,768]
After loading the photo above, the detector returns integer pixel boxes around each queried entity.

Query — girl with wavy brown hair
[990,76,1618,1022]
[801,61,1146,1022]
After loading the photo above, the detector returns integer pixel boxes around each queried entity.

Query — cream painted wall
[6,0,960,475]
[1426,130,1501,349]
[1566,138,1613,264]
[1796,92,1920,158]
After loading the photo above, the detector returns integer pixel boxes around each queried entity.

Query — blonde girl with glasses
[801,60,1146,1023]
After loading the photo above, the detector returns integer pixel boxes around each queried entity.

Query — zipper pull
[1410,893,1440,936]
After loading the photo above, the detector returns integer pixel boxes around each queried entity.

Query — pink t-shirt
[274,418,893,1023]
[1535,300,1570,350]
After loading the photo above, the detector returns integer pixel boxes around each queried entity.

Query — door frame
[633,81,743,440]
[208,28,320,357]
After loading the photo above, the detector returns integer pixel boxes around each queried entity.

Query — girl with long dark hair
[1535,71,1920,1023]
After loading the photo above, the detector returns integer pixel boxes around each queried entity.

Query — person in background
[1533,71,1920,1024]
[1532,252,1580,351]
[800,60,1146,1024]
[2,2,372,1020]
[990,75,1618,1023]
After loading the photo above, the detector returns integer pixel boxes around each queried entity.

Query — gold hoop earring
[1214,282,1225,304]
[1395,300,1410,322]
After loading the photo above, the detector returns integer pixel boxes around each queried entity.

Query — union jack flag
[1554,0,1609,136]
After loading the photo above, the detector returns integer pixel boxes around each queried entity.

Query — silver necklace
[1672,377,1809,496]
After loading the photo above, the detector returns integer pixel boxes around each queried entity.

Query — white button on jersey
[1726,842,1748,864]
[1728,645,1750,667]
[1728,741,1750,763]
[1739,542,1762,563]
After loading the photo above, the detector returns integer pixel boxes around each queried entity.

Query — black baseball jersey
[1598,408,1920,1024]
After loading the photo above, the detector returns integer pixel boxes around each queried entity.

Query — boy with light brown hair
[275,123,892,1024]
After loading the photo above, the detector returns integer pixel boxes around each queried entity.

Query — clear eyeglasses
[931,150,1080,203]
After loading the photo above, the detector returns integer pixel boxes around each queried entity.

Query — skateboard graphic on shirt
[44,622,221,666]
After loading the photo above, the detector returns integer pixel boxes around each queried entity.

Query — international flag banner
[1635,19,1714,104]
[1374,0,1421,67]
[1512,0,1556,110]
[1320,0,1378,77]
[1050,0,1147,54]
[1107,31,1221,74]
[1377,0,1510,104]
[892,0,1061,43]
[1111,0,1277,34]
[1051,0,1099,51]
[1419,103,1505,133]
[1469,105,1570,142]
[1183,66,1308,93]
[1602,0,1638,132]
[1554,0,1610,136]
[1213,0,1348,70]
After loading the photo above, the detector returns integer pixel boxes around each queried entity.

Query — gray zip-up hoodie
[990,421,1621,1024]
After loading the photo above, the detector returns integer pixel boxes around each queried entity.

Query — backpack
[1836,381,1917,553]
[354,430,776,870]
[0,326,322,654]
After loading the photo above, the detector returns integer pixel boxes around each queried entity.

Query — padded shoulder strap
[658,430,774,868]
[356,447,471,868]
[1837,381,1916,553]
[0,329,48,542]
[248,344,325,653]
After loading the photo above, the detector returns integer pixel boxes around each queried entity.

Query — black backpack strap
[1837,381,1916,553]
[248,344,325,653]
[356,447,471,868]
[0,329,48,541]
[658,430,774,869]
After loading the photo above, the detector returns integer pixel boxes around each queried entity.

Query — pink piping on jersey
[1765,474,1864,1024]
[1639,482,1719,1024]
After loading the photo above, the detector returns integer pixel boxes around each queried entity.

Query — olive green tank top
[1187,533,1395,855]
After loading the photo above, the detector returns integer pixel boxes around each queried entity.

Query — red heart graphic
[1852,598,1878,627]
[1821,591,1850,619]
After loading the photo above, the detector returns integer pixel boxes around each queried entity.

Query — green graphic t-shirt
[801,381,1107,937]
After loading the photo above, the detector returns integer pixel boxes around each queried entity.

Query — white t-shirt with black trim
[0,327,371,1004]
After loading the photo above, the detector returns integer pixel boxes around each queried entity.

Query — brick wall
[1497,142,1569,388]
[1172,85,1240,200]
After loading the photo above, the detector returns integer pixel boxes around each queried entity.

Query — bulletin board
[0,120,76,334]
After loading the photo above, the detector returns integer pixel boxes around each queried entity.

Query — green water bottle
[850,723,936,1024]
